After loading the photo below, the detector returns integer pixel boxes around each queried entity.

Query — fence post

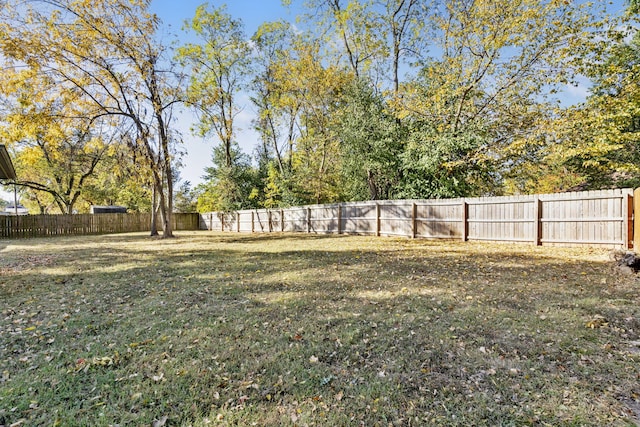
[307,207,311,233]
[624,191,633,250]
[251,211,255,233]
[280,209,283,232]
[268,210,272,233]
[338,205,342,234]
[634,189,640,251]
[237,212,241,233]
[376,203,381,237]
[462,200,468,242]
[412,202,417,239]
[533,196,542,246]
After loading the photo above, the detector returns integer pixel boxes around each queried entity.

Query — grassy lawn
[1,231,639,426]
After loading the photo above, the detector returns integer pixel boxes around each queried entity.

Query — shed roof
[0,145,16,180]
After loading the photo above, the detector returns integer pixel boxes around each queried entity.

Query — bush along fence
[201,188,637,249]
[0,212,200,239]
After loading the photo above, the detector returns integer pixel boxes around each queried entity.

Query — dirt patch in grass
[1,232,639,426]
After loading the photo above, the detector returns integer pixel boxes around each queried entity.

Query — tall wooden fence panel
[311,205,340,233]
[201,189,635,249]
[467,196,537,243]
[254,210,271,232]
[342,202,377,235]
[0,213,200,239]
[284,207,308,233]
[415,200,465,239]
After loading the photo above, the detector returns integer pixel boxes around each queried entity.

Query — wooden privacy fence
[202,188,637,249]
[0,213,200,239]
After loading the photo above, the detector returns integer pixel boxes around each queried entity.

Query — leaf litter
[0,231,638,426]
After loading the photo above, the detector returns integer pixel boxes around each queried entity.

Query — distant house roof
[90,205,127,214]
[0,145,16,180]
[5,205,28,215]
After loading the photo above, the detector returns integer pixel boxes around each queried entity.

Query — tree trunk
[161,175,174,238]
[150,179,159,236]
[157,116,174,238]
[367,169,378,200]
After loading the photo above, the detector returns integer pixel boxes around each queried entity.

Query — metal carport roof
[0,145,16,180]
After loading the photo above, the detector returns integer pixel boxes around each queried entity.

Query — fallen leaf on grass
[92,356,115,366]
[152,415,168,427]
[129,339,154,348]
[586,315,608,329]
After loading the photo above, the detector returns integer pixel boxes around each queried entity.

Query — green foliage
[259,161,307,208]
[250,26,354,206]
[80,151,153,213]
[250,20,298,178]
[174,181,198,213]
[399,125,494,198]
[196,142,259,212]
[334,79,404,200]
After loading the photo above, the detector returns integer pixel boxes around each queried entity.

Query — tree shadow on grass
[198,231,354,244]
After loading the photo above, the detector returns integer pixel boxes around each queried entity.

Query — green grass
[1,231,639,426]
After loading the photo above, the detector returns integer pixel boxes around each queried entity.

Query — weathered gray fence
[202,188,635,249]
[0,212,200,239]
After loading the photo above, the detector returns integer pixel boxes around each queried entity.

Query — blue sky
[150,0,299,34]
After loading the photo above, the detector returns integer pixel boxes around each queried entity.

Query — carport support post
[13,184,18,215]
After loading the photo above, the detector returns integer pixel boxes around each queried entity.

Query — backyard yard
[0,231,639,426]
